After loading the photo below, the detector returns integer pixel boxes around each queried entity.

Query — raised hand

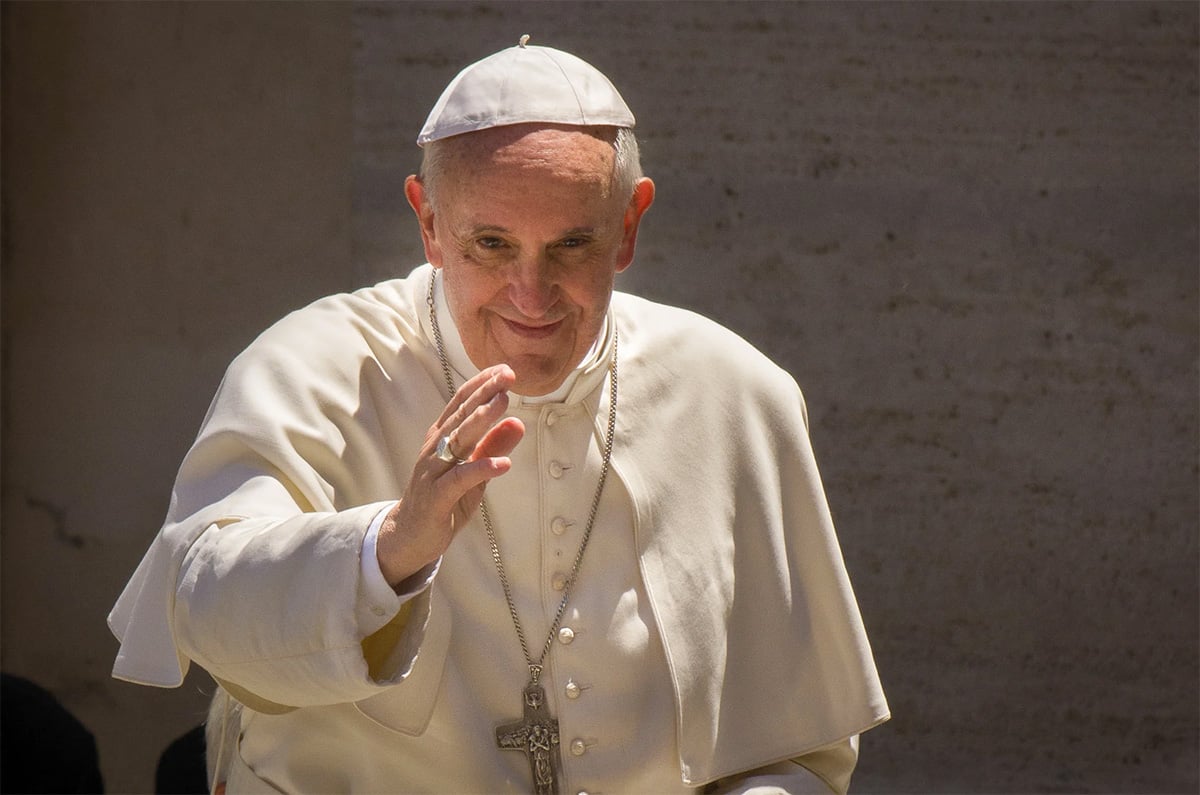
[376,364,525,587]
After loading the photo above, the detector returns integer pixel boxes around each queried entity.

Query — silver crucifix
[496,680,562,795]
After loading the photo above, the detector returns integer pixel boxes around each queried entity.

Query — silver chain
[427,272,618,683]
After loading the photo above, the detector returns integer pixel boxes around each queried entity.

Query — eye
[557,235,592,250]
[463,235,513,265]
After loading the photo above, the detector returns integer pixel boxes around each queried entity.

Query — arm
[174,503,414,708]
[173,364,523,708]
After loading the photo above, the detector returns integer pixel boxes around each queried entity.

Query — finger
[471,416,525,461]
[429,418,524,514]
[447,389,513,462]
[432,363,519,465]
[424,389,510,469]
[425,366,513,464]
[435,418,523,488]
[433,364,515,429]
[421,366,512,465]
[433,454,514,518]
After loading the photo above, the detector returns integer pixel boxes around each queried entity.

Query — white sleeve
[174,502,440,708]
[356,502,440,637]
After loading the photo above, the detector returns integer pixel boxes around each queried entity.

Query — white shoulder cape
[109,264,889,785]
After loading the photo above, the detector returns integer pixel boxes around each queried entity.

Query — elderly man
[110,39,889,794]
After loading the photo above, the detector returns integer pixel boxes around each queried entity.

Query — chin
[511,374,564,398]
[509,360,570,397]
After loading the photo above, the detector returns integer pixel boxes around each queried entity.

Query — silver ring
[434,434,464,464]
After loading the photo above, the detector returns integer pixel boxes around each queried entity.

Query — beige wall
[2,2,354,791]
[3,1,1196,792]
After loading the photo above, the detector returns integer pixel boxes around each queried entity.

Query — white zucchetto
[417,35,635,145]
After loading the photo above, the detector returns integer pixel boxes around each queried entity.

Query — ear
[615,177,655,273]
[405,175,443,268]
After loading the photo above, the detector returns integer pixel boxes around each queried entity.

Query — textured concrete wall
[3,1,1195,793]
[2,2,354,792]
[353,2,1198,793]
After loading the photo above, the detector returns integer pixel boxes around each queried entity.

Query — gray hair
[419,126,643,211]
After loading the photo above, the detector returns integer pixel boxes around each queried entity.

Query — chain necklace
[427,272,617,795]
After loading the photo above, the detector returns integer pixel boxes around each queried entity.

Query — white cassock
[109,264,889,794]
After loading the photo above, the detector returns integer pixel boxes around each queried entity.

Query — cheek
[570,267,617,313]
[442,273,492,338]
[445,266,500,309]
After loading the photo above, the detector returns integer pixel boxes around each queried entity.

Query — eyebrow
[464,223,510,236]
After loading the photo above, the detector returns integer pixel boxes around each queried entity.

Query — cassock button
[570,739,587,757]
[549,460,566,479]
[565,680,582,699]
[551,573,567,591]
[545,412,559,427]
[558,627,575,645]
[551,517,571,536]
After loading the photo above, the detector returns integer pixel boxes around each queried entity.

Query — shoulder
[228,266,428,383]
[258,270,423,355]
[612,291,800,399]
[206,268,439,427]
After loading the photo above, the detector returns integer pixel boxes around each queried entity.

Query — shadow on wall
[0,671,215,794]
[1,673,104,793]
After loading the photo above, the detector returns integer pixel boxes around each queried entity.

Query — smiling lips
[501,316,564,339]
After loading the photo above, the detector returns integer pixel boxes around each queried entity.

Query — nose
[507,255,556,319]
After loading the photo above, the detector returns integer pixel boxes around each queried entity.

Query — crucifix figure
[497,680,562,795]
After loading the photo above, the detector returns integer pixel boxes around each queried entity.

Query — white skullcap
[417,35,635,146]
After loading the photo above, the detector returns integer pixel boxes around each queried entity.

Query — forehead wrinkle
[441,125,617,195]
[501,148,613,194]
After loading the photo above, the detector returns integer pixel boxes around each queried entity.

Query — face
[406,124,654,396]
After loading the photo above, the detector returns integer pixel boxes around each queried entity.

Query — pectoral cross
[496,679,562,795]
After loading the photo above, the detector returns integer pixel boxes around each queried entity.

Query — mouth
[501,317,564,339]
